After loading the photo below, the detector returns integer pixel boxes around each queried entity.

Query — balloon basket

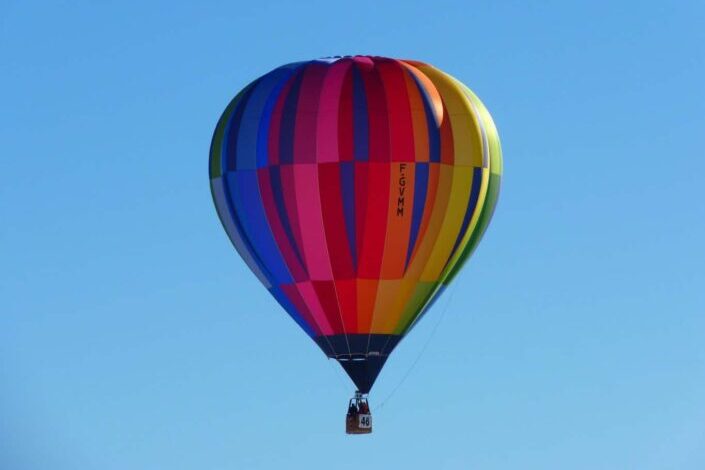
[345,391,372,435]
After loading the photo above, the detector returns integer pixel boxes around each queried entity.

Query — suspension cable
[372,282,458,412]
[327,357,351,394]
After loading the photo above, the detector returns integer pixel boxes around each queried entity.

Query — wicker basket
[346,413,372,434]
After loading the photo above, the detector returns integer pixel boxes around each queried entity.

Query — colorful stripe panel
[210,56,502,392]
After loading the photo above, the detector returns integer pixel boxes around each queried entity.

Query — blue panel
[405,162,429,269]
[226,171,292,284]
[256,66,304,168]
[211,176,273,289]
[279,69,305,164]
[408,72,441,163]
[339,161,357,269]
[224,84,257,172]
[269,285,316,337]
[210,85,253,179]
[237,68,298,170]
[268,165,307,270]
[352,65,369,161]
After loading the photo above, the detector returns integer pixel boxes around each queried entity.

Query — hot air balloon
[209,56,502,434]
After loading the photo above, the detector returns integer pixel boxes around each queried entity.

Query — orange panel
[380,162,415,279]
[370,279,404,333]
[356,278,379,333]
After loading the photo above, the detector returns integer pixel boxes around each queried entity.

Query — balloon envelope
[210,56,502,392]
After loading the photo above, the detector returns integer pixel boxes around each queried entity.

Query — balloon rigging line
[373,281,459,412]
[328,356,352,393]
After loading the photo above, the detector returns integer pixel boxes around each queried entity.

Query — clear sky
[2,1,704,469]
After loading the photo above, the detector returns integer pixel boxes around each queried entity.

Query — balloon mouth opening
[336,354,368,362]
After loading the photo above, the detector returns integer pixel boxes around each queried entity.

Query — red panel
[440,98,455,165]
[356,278,378,333]
[318,163,355,279]
[312,280,344,334]
[360,64,390,162]
[280,283,321,335]
[335,279,358,333]
[294,64,327,164]
[358,162,390,278]
[278,164,308,279]
[379,60,414,162]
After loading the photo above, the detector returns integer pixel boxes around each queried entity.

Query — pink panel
[280,283,322,336]
[297,281,334,335]
[317,60,352,162]
[353,55,374,70]
[293,164,334,280]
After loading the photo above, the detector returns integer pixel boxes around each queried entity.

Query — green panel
[393,281,439,335]
[442,172,501,284]
[458,81,503,176]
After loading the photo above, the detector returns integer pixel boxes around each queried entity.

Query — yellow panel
[456,81,503,176]
[370,279,403,333]
[420,166,474,281]
[402,164,454,281]
[439,167,489,282]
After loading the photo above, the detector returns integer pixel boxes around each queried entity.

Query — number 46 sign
[358,414,372,429]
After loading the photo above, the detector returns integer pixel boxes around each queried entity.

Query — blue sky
[2,1,704,469]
